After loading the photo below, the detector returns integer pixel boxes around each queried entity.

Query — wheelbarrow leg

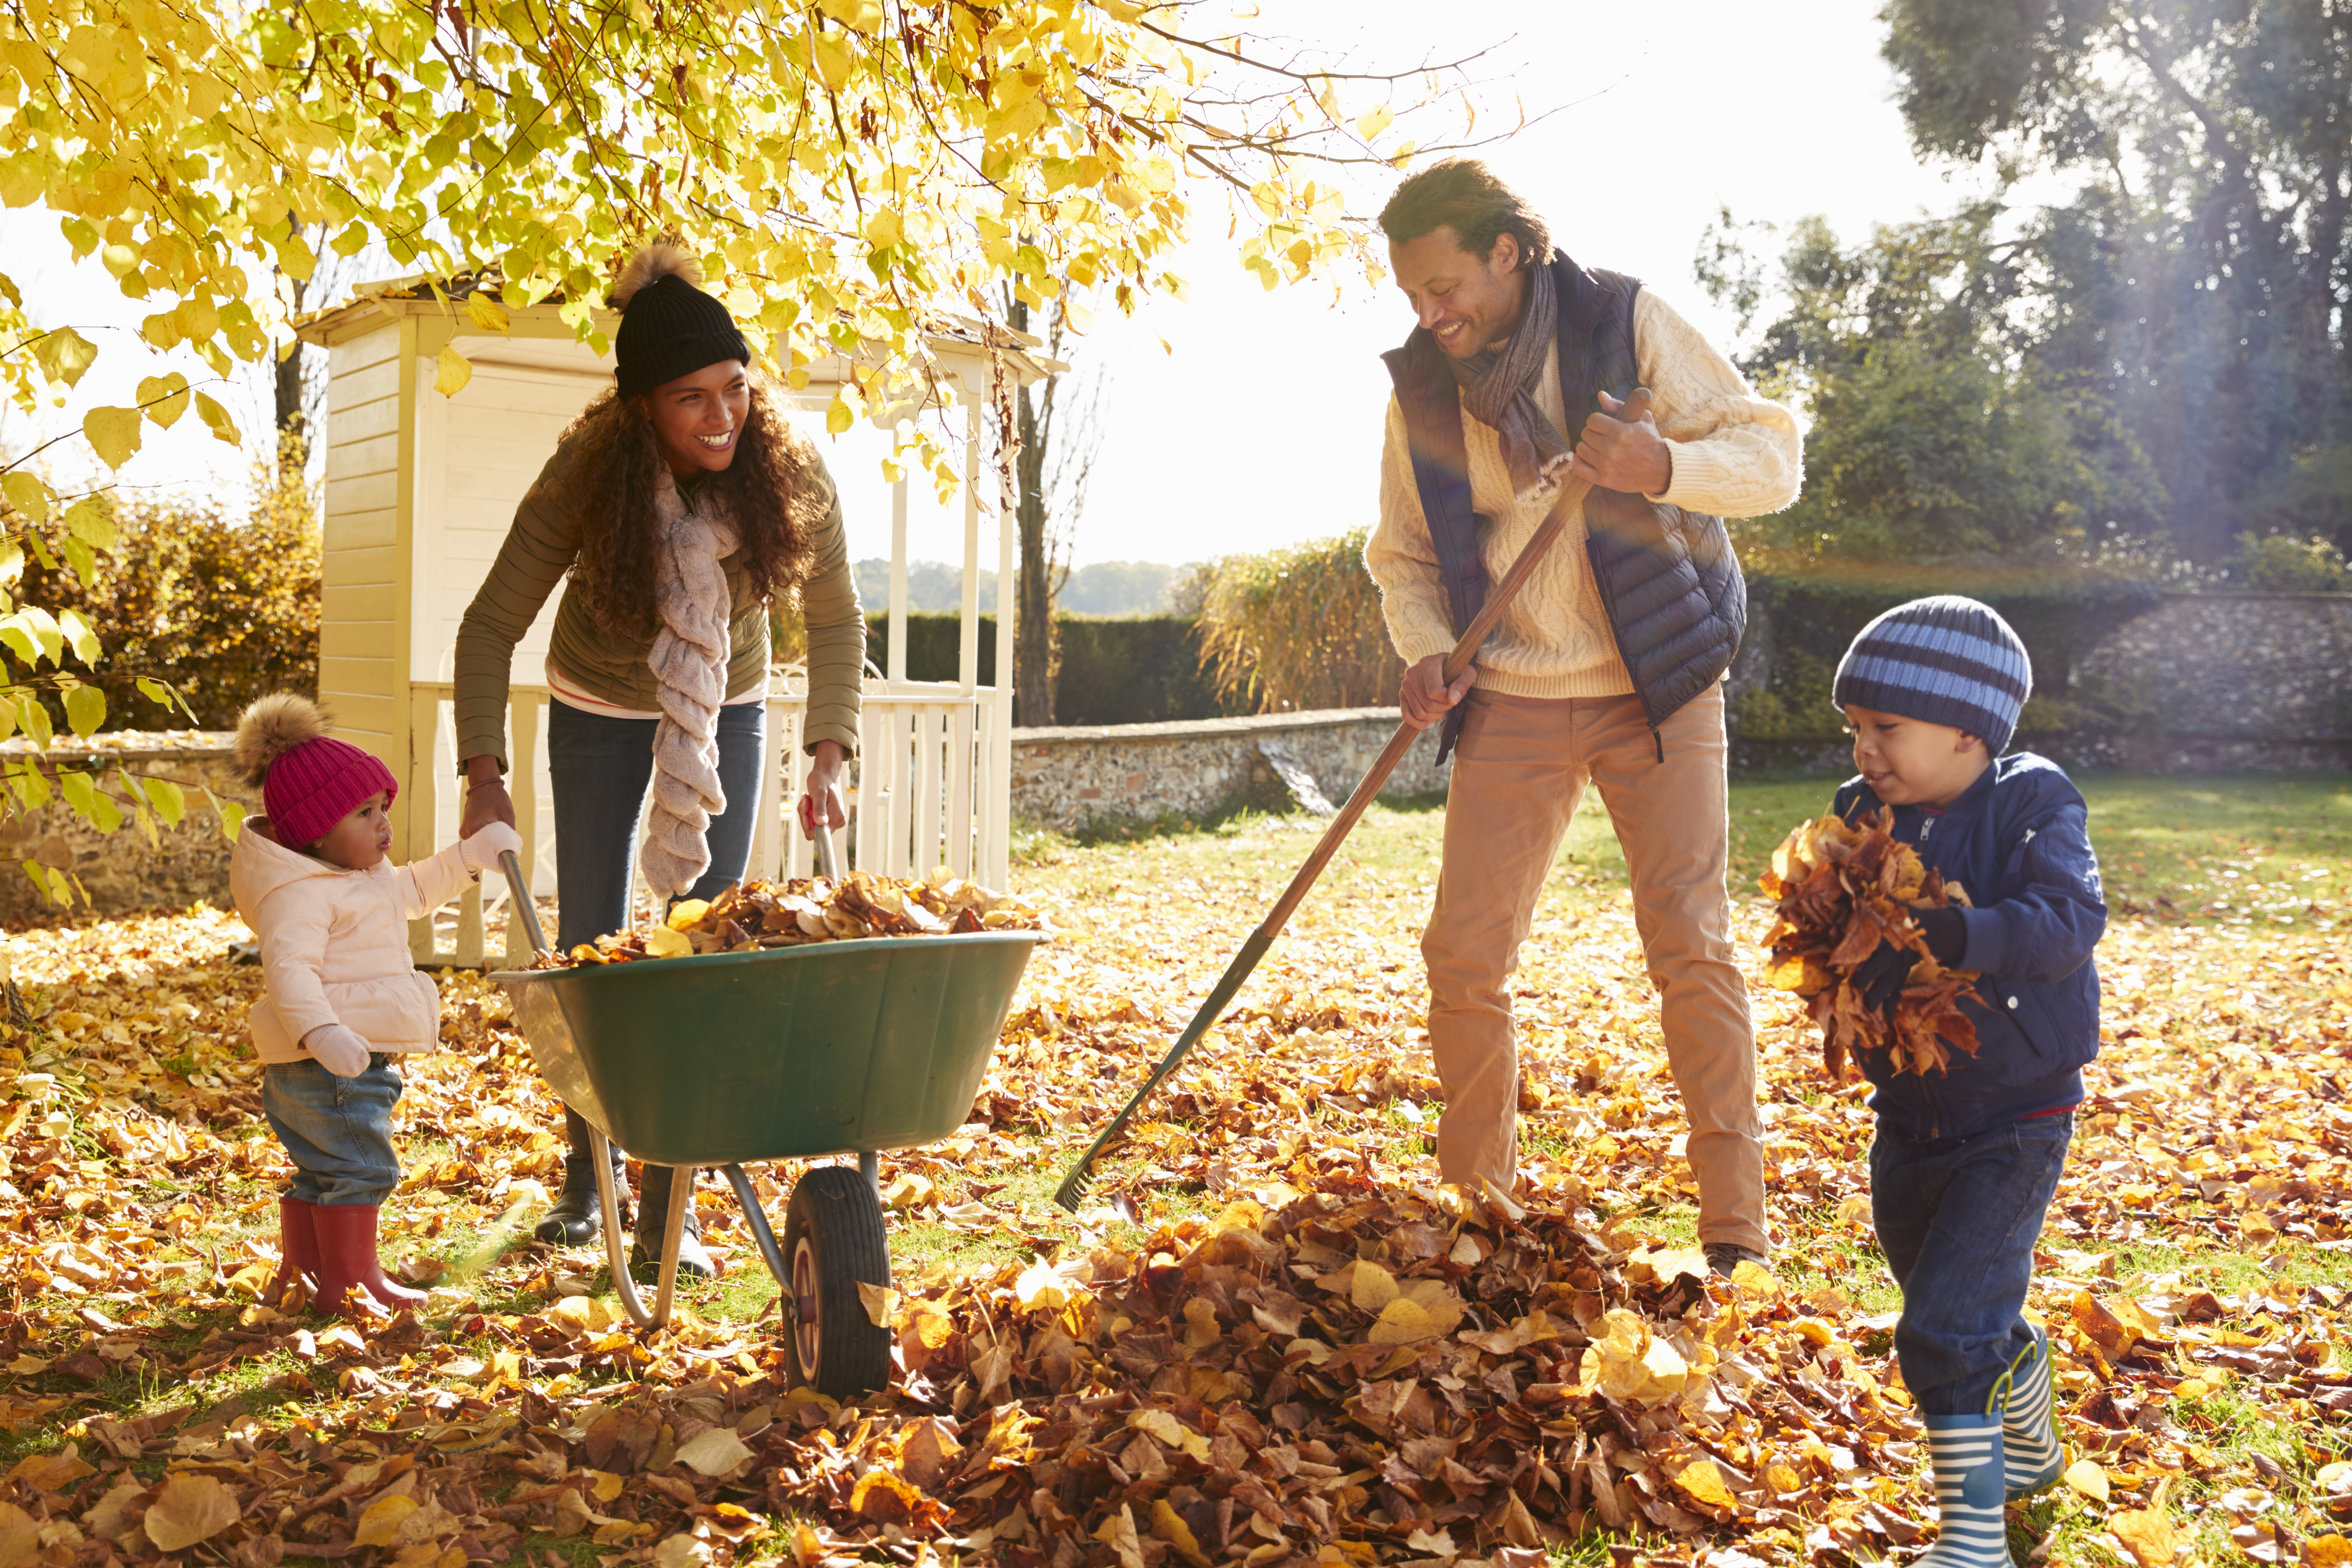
[859,1151,880,1201]
[652,1164,693,1329]
[721,1165,791,1291]
[587,1124,659,1330]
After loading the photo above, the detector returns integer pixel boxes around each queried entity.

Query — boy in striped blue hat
[1825,595,2105,1564]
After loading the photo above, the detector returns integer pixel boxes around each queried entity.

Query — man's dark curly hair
[1377,158,1552,268]
[551,374,828,637]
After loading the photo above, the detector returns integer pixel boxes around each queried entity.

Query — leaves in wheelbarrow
[540,871,1055,966]
[1758,807,1980,1082]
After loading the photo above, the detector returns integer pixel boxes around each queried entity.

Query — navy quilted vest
[1380,253,1748,762]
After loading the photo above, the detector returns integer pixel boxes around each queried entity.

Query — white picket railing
[401,674,1008,968]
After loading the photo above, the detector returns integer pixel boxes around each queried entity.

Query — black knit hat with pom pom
[610,244,751,400]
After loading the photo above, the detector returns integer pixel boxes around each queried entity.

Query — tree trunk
[1004,295,1058,726]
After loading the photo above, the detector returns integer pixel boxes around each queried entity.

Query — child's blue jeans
[263,1055,404,1206]
[1870,1111,2072,1414]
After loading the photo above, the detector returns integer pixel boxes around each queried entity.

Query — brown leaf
[8,1446,95,1493]
[0,1504,39,1568]
[141,1473,241,1552]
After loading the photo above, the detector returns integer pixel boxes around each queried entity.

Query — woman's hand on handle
[797,739,848,837]
[459,755,517,839]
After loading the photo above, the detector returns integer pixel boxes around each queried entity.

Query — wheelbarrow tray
[493,931,1042,1167]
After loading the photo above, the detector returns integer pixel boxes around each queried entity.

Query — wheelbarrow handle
[498,850,552,958]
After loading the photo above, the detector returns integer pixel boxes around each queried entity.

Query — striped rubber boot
[1919,1413,2011,1565]
[1998,1322,2065,1499]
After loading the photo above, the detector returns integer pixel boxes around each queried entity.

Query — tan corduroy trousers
[1421,683,1768,1254]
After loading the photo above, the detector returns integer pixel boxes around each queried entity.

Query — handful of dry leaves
[1760,808,1980,1082]
[538,871,1052,968]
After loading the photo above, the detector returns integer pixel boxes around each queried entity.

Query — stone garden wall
[1007,708,1453,832]
[2064,593,2352,772]
[0,733,255,919]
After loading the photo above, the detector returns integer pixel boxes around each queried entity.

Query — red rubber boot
[268,1196,320,1307]
[311,1204,427,1316]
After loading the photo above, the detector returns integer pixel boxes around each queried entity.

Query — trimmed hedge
[864,611,1243,727]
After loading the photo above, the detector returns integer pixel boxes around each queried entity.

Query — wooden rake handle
[1052,389,1652,1209]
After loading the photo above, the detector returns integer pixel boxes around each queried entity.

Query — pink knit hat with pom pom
[234,694,398,848]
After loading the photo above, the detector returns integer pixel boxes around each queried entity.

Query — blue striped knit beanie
[1831,595,2033,755]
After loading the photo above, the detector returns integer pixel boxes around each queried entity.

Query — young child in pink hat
[230,694,521,1317]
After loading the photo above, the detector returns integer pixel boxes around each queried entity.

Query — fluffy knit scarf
[639,470,741,897]
[1448,257,1572,504]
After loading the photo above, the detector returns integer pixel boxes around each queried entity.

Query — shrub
[2233,531,2352,593]
[8,460,322,729]
[1195,529,1401,713]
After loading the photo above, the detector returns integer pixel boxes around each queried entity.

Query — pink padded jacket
[229,825,479,1066]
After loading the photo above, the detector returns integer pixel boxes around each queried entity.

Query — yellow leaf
[2305,1536,2352,1566]
[1149,1499,1207,1568]
[1,471,48,525]
[672,1427,754,1478]
[81,405,144,469]
[136,372,190,427]
[2110,1479,2177,1568]
[1673,1458,1738,1513]
[434,344,473,397]
[464,294,510,333]
[195,390,239,445]
[2064,1457,2110,1504]
[858,1280,898,1327]
[809,33,853,91]
[825,393,854,435]
[141,1474,240,1551]
[1348,1258,1398,1312]
[590,1471,624,1503]
[1366,1297,1440,1345]
[643,927,691,958]
[1354,103,1393,140]
[354,1493,420,1548]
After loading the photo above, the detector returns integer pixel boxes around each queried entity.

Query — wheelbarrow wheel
[781,1165,892,1398]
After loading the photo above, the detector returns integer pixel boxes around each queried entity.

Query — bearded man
[1365,159,1801,1274]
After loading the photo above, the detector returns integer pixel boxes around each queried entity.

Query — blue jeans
[1870,1112,2072,1415]
[545,700,767,1171]
[264,1056,404,1206]
[546,700,769,949]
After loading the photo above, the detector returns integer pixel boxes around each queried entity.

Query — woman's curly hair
[551,374,828,637]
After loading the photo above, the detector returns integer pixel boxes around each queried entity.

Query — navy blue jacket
[1833,754,2105,1140]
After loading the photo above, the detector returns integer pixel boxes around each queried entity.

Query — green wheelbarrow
[488,842,1041,1397]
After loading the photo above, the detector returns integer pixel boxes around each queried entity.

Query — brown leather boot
[311,1204,427,1316]
[268,1195,320,1307]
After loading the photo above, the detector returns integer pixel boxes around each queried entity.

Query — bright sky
[5,0,2017,571]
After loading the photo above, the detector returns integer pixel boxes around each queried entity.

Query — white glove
[459,821,524,877]
[303,1023,372,1078]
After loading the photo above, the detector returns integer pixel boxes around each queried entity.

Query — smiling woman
[447,248,868,1272]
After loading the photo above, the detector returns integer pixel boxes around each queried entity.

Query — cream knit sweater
[1365,289,1802,699]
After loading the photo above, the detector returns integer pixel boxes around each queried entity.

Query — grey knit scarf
[1447,258,1571,503]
